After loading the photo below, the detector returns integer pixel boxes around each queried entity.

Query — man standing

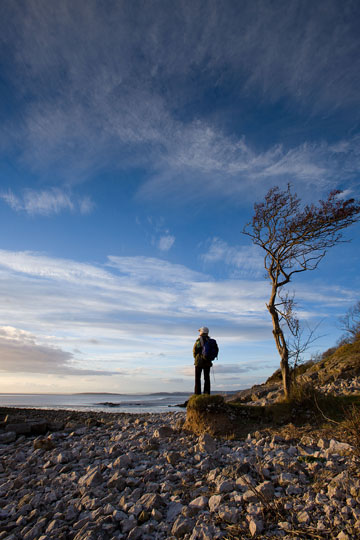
[193,327,218,395]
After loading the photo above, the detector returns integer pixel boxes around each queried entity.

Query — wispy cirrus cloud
[0,187,94,216]
[201,238,264,276]
[0,1,359,205]
[158,235,175,251]
[139,129,360,203]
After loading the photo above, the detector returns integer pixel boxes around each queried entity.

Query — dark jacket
[193,336,213,368]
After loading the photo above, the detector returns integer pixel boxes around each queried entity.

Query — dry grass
[186,394,225,411]
[341,403,360,457]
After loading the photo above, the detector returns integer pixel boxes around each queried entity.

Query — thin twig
[313,394,341,425]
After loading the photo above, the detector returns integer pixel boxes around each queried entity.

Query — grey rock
[78,466,103,488]
[198,433,217,453]
[0,431,16,443]
[138,492,164,510]
[167,502,184,521]
[217,480,234,493]
[329,440,353,454]
[5,423,31,435]
[127,527,144,540]
[189,496,208,510]
[297,511,310,524]
[242,490,258,503]
[249,518,264,536]
[154,425,174,438]
[218,506,238,523]
[107,471,126,490]
[208,494,222,512]
[171,516,195,537]
[256,481,275,499]
[151,508,162,521]
[113,454,132,468]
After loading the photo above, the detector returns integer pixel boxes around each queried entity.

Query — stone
[278,472,296,485]
[242,490,258,503]
[122,517,137,533]
[0,403,358,540]
[171,516,195,537]
[297,511,310,524]
[278,521,291,530]
[154,426,174,438]
[127,527,144,540]
[166,451,181,465]
[329,440,353,454]
[5,423,31,434]
[167,502,184,521]
[33,438,55,451]
[198,433,217,453]
[217,480,234,493]
[189,496,208,510]
[208,495,222,512]
[0,432,16,443]
[56,451,73,464]
[78,467,103,488]
[30,421,48,435]
[138,493,164,510]
[151,508,162,521]
[218,506,238,523]
[255,481,274,499]
[337,533,350,540]
[328,485,344,499]
[137,510,150,524]
[249,518,264,536]
[113,454,132,468]
[107,471,126,490]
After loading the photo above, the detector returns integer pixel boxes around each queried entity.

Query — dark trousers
[195,366,211,395]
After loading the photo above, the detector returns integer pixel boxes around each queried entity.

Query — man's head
[198,326,209,335]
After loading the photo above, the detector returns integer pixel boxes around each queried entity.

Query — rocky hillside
[304,337,360,383]
[229,335,360,406]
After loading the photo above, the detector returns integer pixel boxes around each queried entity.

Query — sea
[0,393,191,414]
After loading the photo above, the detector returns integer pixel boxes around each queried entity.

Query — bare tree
[288,321,323,383]
[243,184,360,399]
[339,301,360,342]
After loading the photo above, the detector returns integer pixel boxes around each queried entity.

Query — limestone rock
[249,518,264,536]
[256,481,275,499]
[154,425,174,438]
[0,431,16,443]
[189,496,209,510]
[171,516,195,537]
[198,433,217,453]
[78,467,103,488]
[208,494,222,512]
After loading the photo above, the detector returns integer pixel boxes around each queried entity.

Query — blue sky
[0,0,359,394]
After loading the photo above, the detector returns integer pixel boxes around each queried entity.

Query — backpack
[202,338,219,361]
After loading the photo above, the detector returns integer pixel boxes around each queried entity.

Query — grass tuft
[342,403,360,457]
[187,394,225,411]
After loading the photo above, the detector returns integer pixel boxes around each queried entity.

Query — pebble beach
[0,405,359,540]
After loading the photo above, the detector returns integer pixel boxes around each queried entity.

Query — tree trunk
[267,285,291,399]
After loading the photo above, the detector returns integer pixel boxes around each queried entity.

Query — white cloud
[0,326,116,375]
[0,250,355,385]
[106,255,205,285]
[0,188,94,216]
[139,129,360,203]
[158,235,175,251]
[0,1,359,204]
[0,250,113,286]
[201,238,264,276]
